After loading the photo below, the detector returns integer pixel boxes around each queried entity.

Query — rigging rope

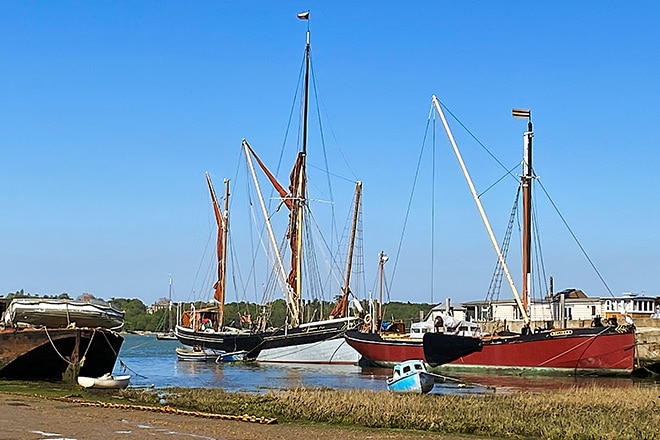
[390,103,434,288]
[485,186,520,307]
[536,179,615,297]
[439,101,518,183]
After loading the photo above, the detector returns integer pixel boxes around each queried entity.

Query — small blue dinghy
[386,359,435,394]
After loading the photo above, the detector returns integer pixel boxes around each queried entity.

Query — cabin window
[403,366,411,374]
[591,306,597,316]
[414,364,423,371]
[412,328,420,334]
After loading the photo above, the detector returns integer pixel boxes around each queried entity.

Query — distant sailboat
[156,275,177,340]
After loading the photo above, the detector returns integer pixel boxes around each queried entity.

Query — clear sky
[1,2,658,307]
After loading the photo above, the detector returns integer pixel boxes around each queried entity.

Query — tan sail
[205,172,229,327]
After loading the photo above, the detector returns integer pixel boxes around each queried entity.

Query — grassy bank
[120,385,658,439]
[1,382,659,439]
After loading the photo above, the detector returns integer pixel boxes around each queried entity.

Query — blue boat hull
[386,371,435,394]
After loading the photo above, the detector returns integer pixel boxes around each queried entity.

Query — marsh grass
[2,381,658,439]
[117,385,660,440]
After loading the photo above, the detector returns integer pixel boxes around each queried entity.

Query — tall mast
[167,274,173,332]
[220,178,230,327]
[513,108,533,313]
[302,20,310,157]
[331,181,362,319]
[377,251,388,333]
[290,17,311,326]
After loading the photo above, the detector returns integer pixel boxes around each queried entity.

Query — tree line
[2,290,435,332]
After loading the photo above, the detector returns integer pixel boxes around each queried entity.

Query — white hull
[77,374,130,389]
[257,337,359,364]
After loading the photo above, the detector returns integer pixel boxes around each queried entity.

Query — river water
[115,334,654,394]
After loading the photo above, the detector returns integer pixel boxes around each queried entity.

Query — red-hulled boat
[346,328,481,367]
[424,325,635,375]
[344,253,482,368]
[420,99,637,376]
[344,330,424,367]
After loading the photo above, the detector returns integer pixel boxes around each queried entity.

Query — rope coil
[54,397,277,424]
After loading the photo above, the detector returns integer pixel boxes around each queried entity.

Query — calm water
[114,334,652,394]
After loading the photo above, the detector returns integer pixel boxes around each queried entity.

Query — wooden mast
[288,20,311,327]
[513,108,533,314]
[331,180,362,319]
[220,178,230,327]
[377,250,388,333]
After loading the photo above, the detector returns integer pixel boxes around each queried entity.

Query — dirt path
[0,393,486,440]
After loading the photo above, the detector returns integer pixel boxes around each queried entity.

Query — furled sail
[205,172,228,326]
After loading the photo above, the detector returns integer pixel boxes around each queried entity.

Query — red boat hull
[344,331,424,367]
[344,330,482,368]
[424,327,636,375]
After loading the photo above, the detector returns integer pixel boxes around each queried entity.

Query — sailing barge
[175,12,361,364]
[422,98,635,375]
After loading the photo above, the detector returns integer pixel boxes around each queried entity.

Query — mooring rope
[44,327,75,366]
[79,329,96,366]
[119,360,148,379]
[53,397,277,424]
[44,327,97,367]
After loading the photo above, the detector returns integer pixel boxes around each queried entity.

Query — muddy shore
[0,392,478,440]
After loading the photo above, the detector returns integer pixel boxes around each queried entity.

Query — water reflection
[117,334,658,394]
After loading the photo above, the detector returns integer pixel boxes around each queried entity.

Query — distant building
[147,300,170,315]
[459,289,657,324]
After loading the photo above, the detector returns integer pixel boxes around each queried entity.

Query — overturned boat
[3,298,125,329]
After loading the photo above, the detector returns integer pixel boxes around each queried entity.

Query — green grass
[2,381,659,439]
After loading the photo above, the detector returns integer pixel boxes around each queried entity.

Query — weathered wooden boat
[386,359,435,394]
[77,373,130,389]
[421,98,636,376]
[0,298,124,382]
[0,324,124,381]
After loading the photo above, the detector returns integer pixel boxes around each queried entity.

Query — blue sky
[1,2,658,307]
